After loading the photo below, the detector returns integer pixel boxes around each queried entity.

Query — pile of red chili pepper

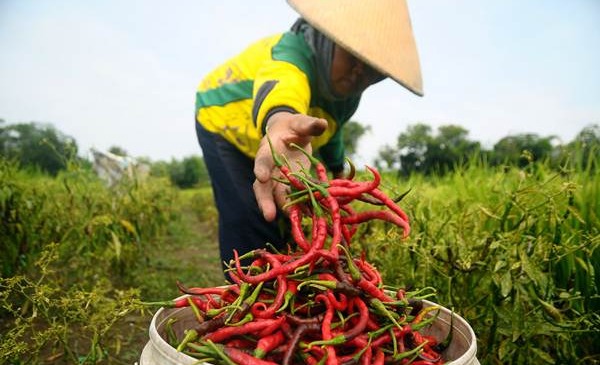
[155,145,451,365]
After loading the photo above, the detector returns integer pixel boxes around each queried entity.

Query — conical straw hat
[287,0,424,96]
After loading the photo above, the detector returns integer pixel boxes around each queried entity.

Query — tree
[427,125,480,173]
[395,123,479,175]
[108,145,128,157]
[0,121,78,175]
[342,120,371,159]
[396,123,432,174]
[375,144,399,171]
[168,155,209,188]
[492,133,556,167]
[573,124,600,147]
[561,124,600,171]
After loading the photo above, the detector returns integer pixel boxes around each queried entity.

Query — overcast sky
[1,0,599,165]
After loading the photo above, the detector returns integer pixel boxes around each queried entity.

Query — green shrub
[0,157,179,363]
[0,244,145,364]
[364,159,599,364]
[188,187,218,224]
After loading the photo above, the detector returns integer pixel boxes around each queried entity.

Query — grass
[114,188,224,364]
[0,165,223,364]
[367,161,600,364]
[2,153,598,364]
[135,188,223,302]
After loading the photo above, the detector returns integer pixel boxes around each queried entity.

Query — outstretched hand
[253,112,328,222]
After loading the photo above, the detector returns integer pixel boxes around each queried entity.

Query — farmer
[194,0,423,272]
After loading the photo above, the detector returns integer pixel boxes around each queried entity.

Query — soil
[109,198,223,364]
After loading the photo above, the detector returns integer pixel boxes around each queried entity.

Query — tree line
[0,119,209,188]
[374,123,600,175]
[1,118,598,187]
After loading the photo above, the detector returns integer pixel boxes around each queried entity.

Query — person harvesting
[194,0,423,271]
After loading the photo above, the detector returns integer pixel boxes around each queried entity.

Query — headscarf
[291,18,340,101]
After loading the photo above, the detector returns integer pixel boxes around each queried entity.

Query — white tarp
[90,148,149,186]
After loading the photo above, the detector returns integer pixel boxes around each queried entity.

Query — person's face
[330,45,386,98]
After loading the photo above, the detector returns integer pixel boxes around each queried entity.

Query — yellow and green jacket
[195,31,361,173]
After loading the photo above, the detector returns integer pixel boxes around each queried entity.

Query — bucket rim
[144,296,478,364]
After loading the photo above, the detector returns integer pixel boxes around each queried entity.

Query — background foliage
[360,153,599,364]
[1,119,599,364]
[0,158,178,363]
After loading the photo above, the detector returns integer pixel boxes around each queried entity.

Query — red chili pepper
[282,323,319,365]
[359,279,394,302]
[418,348,442,363]
[368,188,410,223]
[349,330,394,349]
[258,316,286,339]
[373,348,385,365]
[326,291,348,311]
[341,297,369,340]
[304,354,319,365]
[142,296,197,309]
[167,150,445,365]
[312,212,329,251]
[222,346,280,365]
[397,288,407,300]
[278,165,307,191]
[328,166,381,197]
[289,204,311,252]
[176,281,232,297]
[355,259,383,285]
[359,346,372,365]
[204,317,283,343]
[341,210,410,237]
[320,194,342,258]
[250,254,288,319]
[305,346,326,364]
[220,290,239,305]
[253,330,285,359]
[205,292,220,310]
[223,338,254,349]
[314,294,339,365]
[233,248,318,285]
[367,315,381,331]
[193,315,227,337]
[276,280,299,314]
[313,159,328,183]
[341,224,354,245]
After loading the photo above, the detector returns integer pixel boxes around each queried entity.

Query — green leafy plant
[366,156,599,364]
[0,243,146,364]
[0,156,179,364]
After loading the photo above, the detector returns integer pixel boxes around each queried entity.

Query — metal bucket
[139,299,480,365]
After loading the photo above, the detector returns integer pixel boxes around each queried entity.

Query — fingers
[253,179,277,222]
[289,116,328,138]
[254,137,277,221]
[253,113,328,222]
[254,140,275,183]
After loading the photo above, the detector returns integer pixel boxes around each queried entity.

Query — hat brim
[287,0,424,96]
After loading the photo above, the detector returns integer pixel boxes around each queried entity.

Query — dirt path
[161,199,224,288]
[116,191,224,364]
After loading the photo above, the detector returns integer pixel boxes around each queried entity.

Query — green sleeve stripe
[196,80,254,109]
[271,32,315,85]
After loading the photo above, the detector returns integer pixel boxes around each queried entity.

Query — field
[1,156,598,364]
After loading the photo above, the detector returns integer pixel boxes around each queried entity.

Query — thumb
[289,116,328,138]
